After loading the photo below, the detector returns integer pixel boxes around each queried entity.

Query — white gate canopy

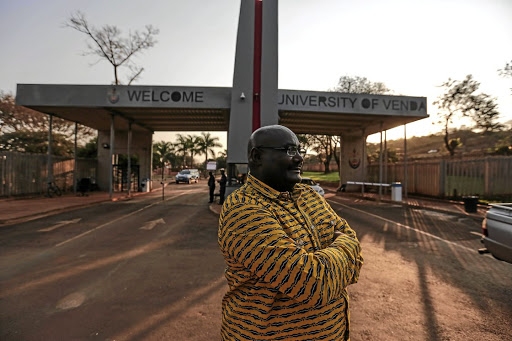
[16,84,427,135]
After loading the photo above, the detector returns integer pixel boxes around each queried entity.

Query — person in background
[218,169,227,205]
[218,125,363,340]
[208,171,215,203]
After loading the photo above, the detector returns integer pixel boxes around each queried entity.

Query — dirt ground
[348,236,511,341]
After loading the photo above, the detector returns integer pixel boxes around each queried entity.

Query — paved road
[1,185,511,340]
[0,183,227,341]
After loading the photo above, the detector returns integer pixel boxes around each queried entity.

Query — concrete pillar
[227,0,255,165]
[228,0,278,166]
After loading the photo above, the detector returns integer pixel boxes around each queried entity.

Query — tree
[174,134,201,168]
[77,137,98,158]
[330,75,391,94]
[152,141,175,171]
[498,60,512,94]
[0,91,94,156]
[298,134,339,174]
[215,149,227,170]
[434,75,503,156]
[196,132,222,168]
[0,131,74,155]
[471,94,504,133]
[65,11,159,85]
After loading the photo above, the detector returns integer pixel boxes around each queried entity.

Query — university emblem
[348,148,360,169]
[108,87,120,104]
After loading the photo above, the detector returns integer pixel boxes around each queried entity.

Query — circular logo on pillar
[108,88,120,104]
[349,148,361,169]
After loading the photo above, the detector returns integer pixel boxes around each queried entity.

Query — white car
[175,169,200,184]
[300,177,325,196]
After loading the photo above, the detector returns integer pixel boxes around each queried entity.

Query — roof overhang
[277,90,428,136]
[16,84,232,132]
[16,84,428,136]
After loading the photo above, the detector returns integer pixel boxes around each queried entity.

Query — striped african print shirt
[218,174,363,340]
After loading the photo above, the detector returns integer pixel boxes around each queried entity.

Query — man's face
[257,129,303,192]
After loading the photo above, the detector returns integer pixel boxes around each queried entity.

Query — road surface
[0,184,510,340]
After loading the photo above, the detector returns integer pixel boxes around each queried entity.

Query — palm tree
[153,141,174,179]
[186,134,201,168]
[197,132,222,168]
[175,134,200,168]
[174,134,190,168]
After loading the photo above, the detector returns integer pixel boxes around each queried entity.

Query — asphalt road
[1,184,511,340]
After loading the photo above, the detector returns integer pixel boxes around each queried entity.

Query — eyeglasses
[256,146,306,157]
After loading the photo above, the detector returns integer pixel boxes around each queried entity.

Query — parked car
[175,169,200,184]
[480,203,512,264]
[300,177,325,196]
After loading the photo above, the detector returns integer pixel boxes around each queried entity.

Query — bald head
[247,125,297,161]
[247,125,303,192]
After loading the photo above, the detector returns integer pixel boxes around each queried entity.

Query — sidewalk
[0,190,151,225]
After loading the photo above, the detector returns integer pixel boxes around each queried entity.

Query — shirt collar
[246,173,300,201]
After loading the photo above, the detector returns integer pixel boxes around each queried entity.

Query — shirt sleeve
[218,202,363,307]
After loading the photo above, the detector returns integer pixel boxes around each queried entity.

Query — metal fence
[0,151,97,197]
[368,156,512,198]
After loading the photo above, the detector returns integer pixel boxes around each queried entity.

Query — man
[219,169,227,205]
[208,171,216,203]
[218,125,363,340]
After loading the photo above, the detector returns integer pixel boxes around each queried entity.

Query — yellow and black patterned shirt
[218,174,363,340]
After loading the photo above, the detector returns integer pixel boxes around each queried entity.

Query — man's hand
[333,231,343,241]
[328,231,344,247]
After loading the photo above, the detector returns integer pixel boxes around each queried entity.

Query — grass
[302,172,339,183]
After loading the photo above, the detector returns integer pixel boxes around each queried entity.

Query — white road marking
[55,192,189,247]
[38,218,82,232]
[328,198,477,253]
[140,218,165,230]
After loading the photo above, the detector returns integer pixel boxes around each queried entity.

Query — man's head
[209,171,213,176]
[248,125,304,192]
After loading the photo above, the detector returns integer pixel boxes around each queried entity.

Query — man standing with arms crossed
[218,125,363,340]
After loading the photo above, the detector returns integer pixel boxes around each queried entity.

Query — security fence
[368,156,512,198]
[0,151,97,197]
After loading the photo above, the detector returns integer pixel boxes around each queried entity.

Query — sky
[1,0,511,150]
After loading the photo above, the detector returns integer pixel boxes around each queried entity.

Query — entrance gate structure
[15,0,427,198]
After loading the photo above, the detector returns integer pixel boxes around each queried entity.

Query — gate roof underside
[16,84,428,136]
[24,105,231,132]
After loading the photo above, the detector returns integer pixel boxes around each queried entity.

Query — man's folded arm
[219,204,362,307]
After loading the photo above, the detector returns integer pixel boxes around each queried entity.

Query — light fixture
[240,92,246,100]
[102,143,110,149]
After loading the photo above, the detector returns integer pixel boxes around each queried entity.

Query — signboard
[277,90,427,116]
[16,84,232,109]
[206,161,217,171]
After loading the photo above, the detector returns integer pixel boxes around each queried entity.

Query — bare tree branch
[64,11,159,85]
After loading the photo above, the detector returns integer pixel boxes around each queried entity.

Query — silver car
[300,177,325,197]
[480,203,512,263]
[175,169,199,184]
